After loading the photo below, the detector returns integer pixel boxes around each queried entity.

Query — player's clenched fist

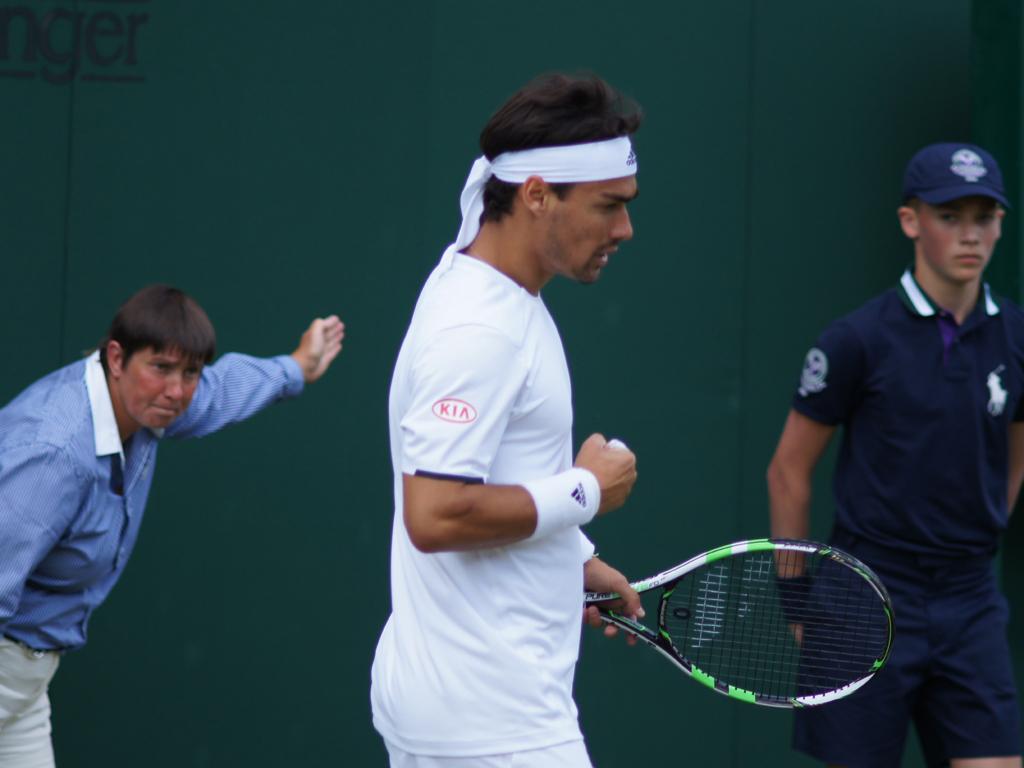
[574,433,637,515]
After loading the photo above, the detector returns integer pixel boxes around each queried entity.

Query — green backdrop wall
[1,0,1020,765]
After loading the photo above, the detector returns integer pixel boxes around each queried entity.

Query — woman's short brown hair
[99,284,216,371]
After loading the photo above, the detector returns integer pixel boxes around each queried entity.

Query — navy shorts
[793,534,1021,768]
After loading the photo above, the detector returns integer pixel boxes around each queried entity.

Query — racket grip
[606,438,629,450]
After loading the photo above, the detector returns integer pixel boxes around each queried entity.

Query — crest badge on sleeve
[798,348,828,397]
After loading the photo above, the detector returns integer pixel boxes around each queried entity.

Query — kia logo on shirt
[432,398,477,424]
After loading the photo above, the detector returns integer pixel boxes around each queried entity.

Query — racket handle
[607,438,629,450]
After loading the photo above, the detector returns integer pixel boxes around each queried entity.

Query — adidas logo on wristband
[570,483,587,508]
[523,469,599,541]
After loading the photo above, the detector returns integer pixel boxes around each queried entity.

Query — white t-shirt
[371,249,596,757]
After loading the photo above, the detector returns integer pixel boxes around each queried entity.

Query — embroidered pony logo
[987,365,1007,417]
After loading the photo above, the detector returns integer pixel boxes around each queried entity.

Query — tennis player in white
[371,73,644,767]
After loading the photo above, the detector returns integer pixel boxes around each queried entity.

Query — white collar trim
[984,283,1000,315]
[84,351,125,463]
[900,269,1000,317]
[900,269,935,316]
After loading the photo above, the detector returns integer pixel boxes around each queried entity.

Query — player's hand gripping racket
[585,539,894,707]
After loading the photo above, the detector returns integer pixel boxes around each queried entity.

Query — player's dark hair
[99,284,216,372]
[478,73,643,223]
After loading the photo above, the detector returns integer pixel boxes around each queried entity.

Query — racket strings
[661,550,890,702]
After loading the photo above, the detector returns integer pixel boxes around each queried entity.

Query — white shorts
[384,739,593,767]
[0,637,60,768]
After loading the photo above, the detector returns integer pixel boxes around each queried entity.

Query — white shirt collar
[84,350,125,464]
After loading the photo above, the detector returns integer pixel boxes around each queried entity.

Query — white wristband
[523,468,601,541]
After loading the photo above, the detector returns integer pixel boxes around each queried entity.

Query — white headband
[453,135,637,251]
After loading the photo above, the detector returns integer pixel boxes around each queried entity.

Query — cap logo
[626,148,637,167]
[950,149,987,183]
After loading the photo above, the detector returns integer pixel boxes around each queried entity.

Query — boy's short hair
[904,196,1003,211]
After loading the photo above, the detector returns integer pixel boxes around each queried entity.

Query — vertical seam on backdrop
[1011,0,1019,307]
[424,1,440,267]
[58,0,79,367]
[967,0,975,142]
[735,4,756,550]
[731,2,757,765]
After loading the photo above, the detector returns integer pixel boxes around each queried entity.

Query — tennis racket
[585,538,894,708]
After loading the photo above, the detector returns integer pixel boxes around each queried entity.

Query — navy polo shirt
[793,269,1024,559]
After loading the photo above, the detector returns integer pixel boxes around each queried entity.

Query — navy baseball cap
[902,142,1010,207]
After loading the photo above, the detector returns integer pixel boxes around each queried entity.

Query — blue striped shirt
[0,351,304,651]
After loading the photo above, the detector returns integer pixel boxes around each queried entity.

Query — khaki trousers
[0,637,60,768]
